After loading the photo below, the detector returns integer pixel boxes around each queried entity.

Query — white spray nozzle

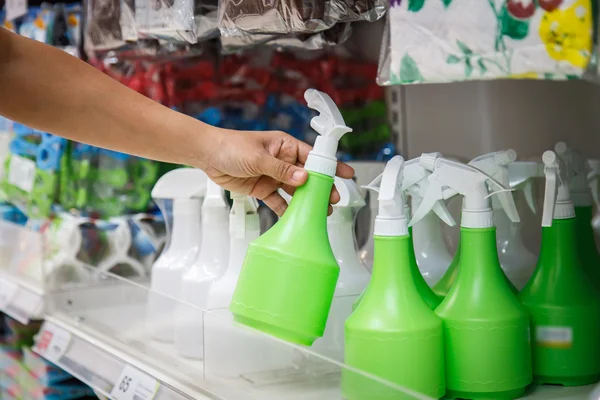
[541,150,574,227]
[401,155,456,226]
[508,161,544,214]
[204,178,227,207]
[304,89,352,177]
[230,192,259,239]
[410,154,520,229]
[588,159,600,210]
[334,177,366,208]
[151,168,207,199]
[555,142,592,206]
[363,155,408,236]
[469,149,517,182]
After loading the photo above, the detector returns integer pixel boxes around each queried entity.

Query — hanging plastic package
[378,0,594,85]
[135,0,197,43]
[85,0,126,51]
[219,23,353,53]
[218,0,386,37]
[194,0,221,42]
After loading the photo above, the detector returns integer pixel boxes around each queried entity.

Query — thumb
[259,156,308,186]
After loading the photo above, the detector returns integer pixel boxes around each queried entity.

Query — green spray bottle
[230,89,351,346]
[432,150,536,297]
[343,155,446,400]
[555,143,600,290]
[520,148,600,386]
[352,155,456,311]
[411,153,532,399]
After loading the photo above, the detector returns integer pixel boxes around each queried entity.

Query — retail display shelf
[0,220,45,323]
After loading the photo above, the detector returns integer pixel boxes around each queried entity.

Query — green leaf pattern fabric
[386,0,594,85]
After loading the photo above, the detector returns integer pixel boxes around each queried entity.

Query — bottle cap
[303,89,352,177]
[541,150,575,226]
[363,155,408,237]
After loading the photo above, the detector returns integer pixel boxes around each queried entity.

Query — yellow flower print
[538,0,593,68]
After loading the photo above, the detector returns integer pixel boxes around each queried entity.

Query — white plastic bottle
[313,177,370,361]
[147,168,206,342]
[175,179,229,359]
[206,193,260,309]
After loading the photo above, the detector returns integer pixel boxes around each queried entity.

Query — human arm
[0,28,353,214]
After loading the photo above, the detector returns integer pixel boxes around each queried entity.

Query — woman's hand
[202,129,354,216]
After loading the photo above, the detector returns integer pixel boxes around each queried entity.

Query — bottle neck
[278,171,332,232]
[169,198,202,253]
[538,218,581,273]
[457,227,505,282]
[371,235,416,289]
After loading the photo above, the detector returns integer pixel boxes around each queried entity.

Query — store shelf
[0,220,45,323]
[37,265,425,400]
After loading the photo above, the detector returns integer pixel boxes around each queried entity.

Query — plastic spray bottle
[206,193,260,310]
[230,89,351,346]
[411,153,532,399]
[520,149,600,386]
[432,150,535,296]
[556,143,600,289]
[343,155,445,400]
[147,168,206,342]
[175,178,229,359]
[313,178,370,360]
[353,155,453,311]
[471,150,541,289]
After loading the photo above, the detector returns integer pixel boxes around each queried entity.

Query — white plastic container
[175,179,229,359]
[147,168,207,342]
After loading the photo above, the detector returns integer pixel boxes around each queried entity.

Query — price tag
[33,322,72,364]
[0,278,18,309]
[8,155,36,193]
[5,0,28,21]
[111,365,160,400]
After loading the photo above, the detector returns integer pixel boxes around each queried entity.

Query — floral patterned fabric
[385,0,594,84]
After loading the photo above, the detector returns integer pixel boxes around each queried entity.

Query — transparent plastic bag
[85,0,126,51]
[135,0,197,43]
[218,0,386,36]
[220,22,352,53]
[375,15,392,86]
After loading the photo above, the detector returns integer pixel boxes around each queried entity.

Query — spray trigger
[304,89,352,139]
[485,181,520,223]
[409,180,448,227]
[541,151,559,227]
[231,193,258,239]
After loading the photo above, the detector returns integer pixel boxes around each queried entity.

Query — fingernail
[292,170,306,183]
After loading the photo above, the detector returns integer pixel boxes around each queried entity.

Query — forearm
[0,28,217,168]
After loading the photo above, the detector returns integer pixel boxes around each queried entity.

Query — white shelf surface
[0,220,45,323]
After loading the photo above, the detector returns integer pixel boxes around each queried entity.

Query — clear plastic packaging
[220,22,352,53]
[85,0,127,51]
[218,0,386,36]
[135,0,197,44]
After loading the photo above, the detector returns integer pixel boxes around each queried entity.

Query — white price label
[0,278,18,309]
[5,0,28,21]
[33,322,72,363]
[111,365,160,400]
[8,155,36,193]
[536,326,573,349]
